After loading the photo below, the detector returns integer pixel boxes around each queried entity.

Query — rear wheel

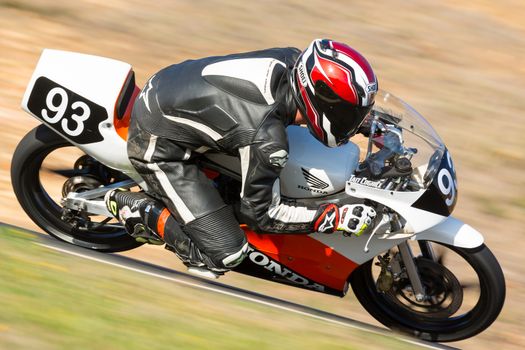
[11,125,141,252]
[350,241,505,342]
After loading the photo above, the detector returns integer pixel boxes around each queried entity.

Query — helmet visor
[314,80,373,145]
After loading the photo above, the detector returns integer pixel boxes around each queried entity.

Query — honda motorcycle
[11,49,505,342]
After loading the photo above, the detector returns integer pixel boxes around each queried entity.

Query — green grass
[0,226,423,350]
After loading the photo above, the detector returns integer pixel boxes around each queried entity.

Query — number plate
[411,148,458,216]
[27,76,108,144]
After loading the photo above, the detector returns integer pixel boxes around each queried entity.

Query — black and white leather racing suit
[127,47,321,270]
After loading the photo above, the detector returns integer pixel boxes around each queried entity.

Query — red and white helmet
[291,39,378,147]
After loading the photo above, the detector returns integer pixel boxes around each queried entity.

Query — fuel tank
[205,125,361,199]
[279,126,360,198]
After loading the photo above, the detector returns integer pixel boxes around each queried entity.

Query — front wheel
[350,242,505,342]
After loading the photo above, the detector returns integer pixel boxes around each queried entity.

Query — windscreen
[367,90,446,189]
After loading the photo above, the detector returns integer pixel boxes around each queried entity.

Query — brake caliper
[375,252,394,292]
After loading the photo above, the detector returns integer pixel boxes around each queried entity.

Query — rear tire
[350,242,505,342]
[11,125,141,252]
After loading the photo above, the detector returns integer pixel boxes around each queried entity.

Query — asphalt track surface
[2,223,458,350]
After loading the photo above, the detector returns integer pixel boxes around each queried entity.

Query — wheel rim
[385,257,463,319]
[362,242,490,334]
[24,140,130,245]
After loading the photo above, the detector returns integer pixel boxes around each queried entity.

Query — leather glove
[337,204,376,236]
[314,203,376,236]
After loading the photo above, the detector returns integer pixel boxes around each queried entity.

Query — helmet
[290,39,378,147]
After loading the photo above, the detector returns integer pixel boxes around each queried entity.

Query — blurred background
[0,0,524,349]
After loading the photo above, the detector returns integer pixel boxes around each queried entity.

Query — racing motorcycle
[11,49,505,342]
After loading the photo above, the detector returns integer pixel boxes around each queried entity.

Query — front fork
[380,213,433,301]
[398,241,426,301]
[393,240,437,302]
[418,240,437,261]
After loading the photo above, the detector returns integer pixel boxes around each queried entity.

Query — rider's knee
[183,205,248,269]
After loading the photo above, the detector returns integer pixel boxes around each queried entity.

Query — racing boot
[104,189,164,245]
[105,189,228,278]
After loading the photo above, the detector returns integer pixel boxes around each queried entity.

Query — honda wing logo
[301,168,329,190]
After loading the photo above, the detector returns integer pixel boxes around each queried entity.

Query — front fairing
[346,90,458,232]
[372,90,446,190]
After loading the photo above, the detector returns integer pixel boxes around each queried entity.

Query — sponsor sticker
[348,175,383,188]
[301,168,329,189]
[247,247,325,292]
[298,168,330,194]
[366,82,378,93]
[298,63,308,87]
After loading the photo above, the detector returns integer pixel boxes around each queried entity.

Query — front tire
[350,242,505,342]
[11,125,141,252]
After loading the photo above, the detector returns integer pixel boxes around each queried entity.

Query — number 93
[41,87,91,137]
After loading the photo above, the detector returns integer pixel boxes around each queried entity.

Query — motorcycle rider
[106,39,378,277]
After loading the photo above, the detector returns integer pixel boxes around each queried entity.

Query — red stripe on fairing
[243,227,359,291]
[331,42,376,83]
[313,52,358,104]
[298,77,323,139]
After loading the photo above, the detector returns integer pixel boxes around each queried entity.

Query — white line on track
[36,241,455,350]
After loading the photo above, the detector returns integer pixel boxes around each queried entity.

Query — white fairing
[310,215,483,265]
[414,216,484,248]
[21,49,139,179]
[345,181,446,233]
[311,228,417,265]
[280,126,360,198]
